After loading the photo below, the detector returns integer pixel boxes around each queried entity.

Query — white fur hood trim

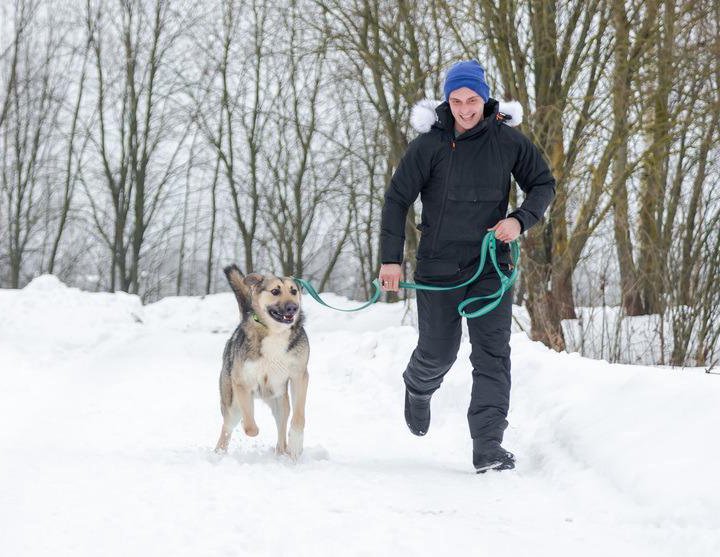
[410,99,523,133]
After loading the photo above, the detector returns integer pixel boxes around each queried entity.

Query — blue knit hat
[443,60,490,102]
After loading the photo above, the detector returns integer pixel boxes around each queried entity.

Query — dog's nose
[284,303,298,316]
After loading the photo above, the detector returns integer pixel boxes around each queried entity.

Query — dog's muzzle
[268,302,298,324]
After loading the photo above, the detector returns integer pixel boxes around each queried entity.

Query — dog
[214,265,309,459]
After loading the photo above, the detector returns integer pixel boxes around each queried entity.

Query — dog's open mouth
[268,308,295,324]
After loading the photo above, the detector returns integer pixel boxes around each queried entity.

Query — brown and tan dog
[215,265,309,459]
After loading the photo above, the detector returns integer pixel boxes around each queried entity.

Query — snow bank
[0,274,144,363]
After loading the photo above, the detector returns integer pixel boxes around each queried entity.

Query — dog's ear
[223,264,243,279]
[224,265,246,291]
[224,264,251,315]
[243,273,265,292]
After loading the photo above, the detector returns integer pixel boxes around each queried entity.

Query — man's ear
[244,273,264,291]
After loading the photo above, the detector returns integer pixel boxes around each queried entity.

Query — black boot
[404,388,431,436]
[473,439,515,473]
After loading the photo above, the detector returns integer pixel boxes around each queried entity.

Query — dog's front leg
[287,369,309,460]
[269,392,290,455]
[235,384,259,437]
[216,404,242,452]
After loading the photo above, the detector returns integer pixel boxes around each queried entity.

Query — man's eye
[271,288,281,296]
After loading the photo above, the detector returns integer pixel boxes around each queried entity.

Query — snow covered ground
[1,275,719,556]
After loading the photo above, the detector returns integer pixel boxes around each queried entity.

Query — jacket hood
[410,98,523,133]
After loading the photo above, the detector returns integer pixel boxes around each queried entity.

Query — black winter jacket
[380,98,556,281]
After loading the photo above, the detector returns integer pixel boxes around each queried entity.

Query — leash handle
[293,232,520,317]
[457,237,519,318]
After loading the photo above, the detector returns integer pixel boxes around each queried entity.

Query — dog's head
[244,274,302,328]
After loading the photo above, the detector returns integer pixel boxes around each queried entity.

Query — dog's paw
[243,423,259,437]
[287,427,304,461]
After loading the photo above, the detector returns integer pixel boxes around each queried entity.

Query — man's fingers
[381,281,398,292]
[495,231,509,242]
[492,220,520,243]
[380,273,401,292]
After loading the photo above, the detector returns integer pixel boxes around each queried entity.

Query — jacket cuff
[380,237,404,264]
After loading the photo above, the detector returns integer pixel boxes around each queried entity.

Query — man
[379,60,556,473]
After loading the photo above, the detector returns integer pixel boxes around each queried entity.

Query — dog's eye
[290,288,298,295]
[271,288,281,296]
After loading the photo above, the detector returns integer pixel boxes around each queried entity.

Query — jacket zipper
[430,138,456,255]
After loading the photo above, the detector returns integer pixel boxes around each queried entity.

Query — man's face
[448,87,485,133]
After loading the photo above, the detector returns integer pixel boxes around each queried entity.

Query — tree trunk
[610,0,643,315]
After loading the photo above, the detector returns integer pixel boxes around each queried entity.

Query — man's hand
[488,217,521,243]
[379,263,402,292]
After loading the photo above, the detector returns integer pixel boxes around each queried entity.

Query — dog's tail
[224,264,251,315]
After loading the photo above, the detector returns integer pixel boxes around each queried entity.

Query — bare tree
[47,33,92,275]
[662,0,720,366]
[188,0,270,275]
[83,0,190,294]
[260,2,344,277]
[1,0,64,287]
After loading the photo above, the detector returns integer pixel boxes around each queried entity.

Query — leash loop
[292,231,520,318]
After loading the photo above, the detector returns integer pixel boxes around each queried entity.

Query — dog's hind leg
[215,405,242,453]
[215,371,239,453]
[287,370,309,460]
[268,392,290,455]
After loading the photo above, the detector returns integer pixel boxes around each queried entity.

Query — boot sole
[475,461,515,474]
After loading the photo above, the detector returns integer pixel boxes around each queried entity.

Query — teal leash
[293,231,520,319]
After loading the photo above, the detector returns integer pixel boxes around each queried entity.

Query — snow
[1,275,719,556]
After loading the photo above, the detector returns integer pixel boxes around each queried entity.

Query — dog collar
[252,312,267,327]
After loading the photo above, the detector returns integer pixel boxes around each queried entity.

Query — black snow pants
[403,256,513,443]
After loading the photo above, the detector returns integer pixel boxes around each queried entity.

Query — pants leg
[403,287,463,396]
[465,272,513,442]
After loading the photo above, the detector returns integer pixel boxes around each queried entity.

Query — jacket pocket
[447,172,504,202]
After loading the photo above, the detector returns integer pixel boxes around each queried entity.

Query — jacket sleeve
[503,128,556,233]
[380,136,431,263]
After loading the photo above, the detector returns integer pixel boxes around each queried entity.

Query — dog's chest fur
[237,331,297,399]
